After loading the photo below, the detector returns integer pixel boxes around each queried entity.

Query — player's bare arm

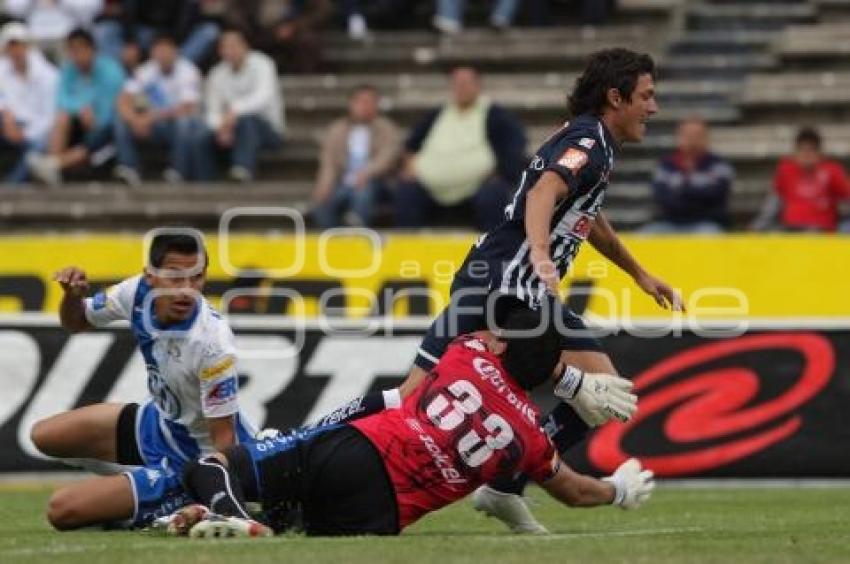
[207,416,238,452]
[54,266,93,332]
[541,457,654,510]
[526,171,571,296]
[588,212,684,311]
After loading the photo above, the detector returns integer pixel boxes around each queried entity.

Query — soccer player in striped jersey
[399,48,683,533]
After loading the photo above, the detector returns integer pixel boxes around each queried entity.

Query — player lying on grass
[391,47,682,533]
[36,231,257,530]
[168,308,655,538]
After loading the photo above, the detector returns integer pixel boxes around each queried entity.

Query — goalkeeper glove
[554,366,638,427]
[602,458,655,509]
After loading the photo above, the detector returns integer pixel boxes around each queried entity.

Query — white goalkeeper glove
[254,427,283,441]
[554,366,638,427]
[602,458,655,510]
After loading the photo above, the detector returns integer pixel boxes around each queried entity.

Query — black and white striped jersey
[459,114,617,309]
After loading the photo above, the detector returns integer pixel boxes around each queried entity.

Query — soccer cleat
[471,485,549,535]
[151,504,210,536]
[188,515,273,539]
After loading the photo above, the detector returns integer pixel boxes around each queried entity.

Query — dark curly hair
[568,48,656,118]
[499,308,561,391]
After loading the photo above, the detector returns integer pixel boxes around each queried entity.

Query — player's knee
[30,419,55,456]
[47,488,83,531]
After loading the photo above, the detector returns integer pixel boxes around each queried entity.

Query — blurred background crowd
[0,0,848,233]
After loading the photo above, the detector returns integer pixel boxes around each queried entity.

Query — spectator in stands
[642,117,733,234]
[0,23,59,184]
[3,0,103,59]
[312,85,401,228]
[433,0,519,33]
[193,28,284,182]
[757,127,850,232]
[395,66,526,231]
[94,0,221,66]
[26,28,125,186]
[340,0,369,40]
[222,0,331,74]
[112,34,204,185]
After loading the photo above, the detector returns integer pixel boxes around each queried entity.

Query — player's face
[147,252,206,323]
[620,73,658,143]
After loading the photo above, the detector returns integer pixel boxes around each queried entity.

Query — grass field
[2,483,849,564]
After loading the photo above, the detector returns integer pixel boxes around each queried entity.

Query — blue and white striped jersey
[460,114,616,308]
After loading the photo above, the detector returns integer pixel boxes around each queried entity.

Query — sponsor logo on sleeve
[557,148,588,173]
[201,355,235,381]
[206,377,237,406]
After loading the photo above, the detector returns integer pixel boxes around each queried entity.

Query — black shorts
[415,275,604,370]
[237,425,399,536]
[116,402,144,466]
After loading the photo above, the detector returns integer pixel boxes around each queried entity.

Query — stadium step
[687,1,817,31]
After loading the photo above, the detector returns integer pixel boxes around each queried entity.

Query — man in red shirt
[773,127,850,232]
[173,309,655,537]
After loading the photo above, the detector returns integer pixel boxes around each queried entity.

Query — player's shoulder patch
[92,291,108,310]
[200,355,236,381]
[578,137,596,150]
[557,147,589,173]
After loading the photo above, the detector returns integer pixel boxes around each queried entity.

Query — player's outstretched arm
[541,458,654,510]
[588,212,684,311]
[53,266,92,333]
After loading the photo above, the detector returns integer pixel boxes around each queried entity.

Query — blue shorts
[415,275,604,371]
[132,400,256,472]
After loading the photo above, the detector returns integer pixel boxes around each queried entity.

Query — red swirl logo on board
[587,333,834,477]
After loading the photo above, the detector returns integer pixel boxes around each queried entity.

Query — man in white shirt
[3,0,102,59]
[0,22,58,184]
[113,34,204,185]
[193,28,284,183]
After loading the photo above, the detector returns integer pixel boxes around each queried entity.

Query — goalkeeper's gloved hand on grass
[602,458,655,510]
[554,366,638,427]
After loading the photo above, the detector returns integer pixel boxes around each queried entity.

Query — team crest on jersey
[578,138,596,150]
[558,148,588,173]
[92,291,107,310]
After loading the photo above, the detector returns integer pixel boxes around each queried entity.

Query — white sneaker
[26,153,62,186]
[189,514,273,539]
[348,13,368,40]
[433,15,462,35]
[163,167,184,184]
[471,485,549,535]
[113,164,142,187]
[228,166,253,183]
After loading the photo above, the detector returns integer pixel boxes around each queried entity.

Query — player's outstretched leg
[181,449,273,538]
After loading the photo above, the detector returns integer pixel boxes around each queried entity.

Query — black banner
[1,319,849,477]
